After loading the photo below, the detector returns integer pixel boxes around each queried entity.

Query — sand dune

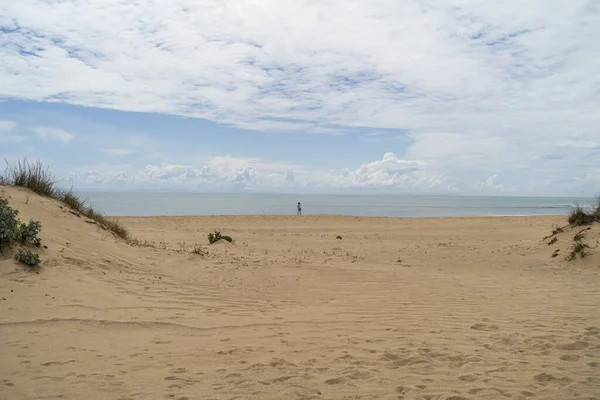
[1,187,599,400]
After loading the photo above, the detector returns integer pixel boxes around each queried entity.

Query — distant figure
[297,202,302,216]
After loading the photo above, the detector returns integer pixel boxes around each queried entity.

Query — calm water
[77,192,595,218]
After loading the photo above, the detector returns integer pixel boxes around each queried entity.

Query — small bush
[548,237,558,245]
[0,198,20,251]
[568,204,597,226]
[14,248,41,267]
[18,220,42,247]
[208,230,233,244]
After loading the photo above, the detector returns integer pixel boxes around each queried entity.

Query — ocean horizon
[77,192,596,218]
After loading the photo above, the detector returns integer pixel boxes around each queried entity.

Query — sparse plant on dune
[4,159,56,198]
[573,231,587,242]
[208,230,233,244]
[57,187,86,212]
[568,203,598,226]
[568,240,590,261]
[1,159,129,241]
[18,220,42,247]
[14,248,41,267]
[567,228,594,261]
[0,198,21,252]
[191,245,209,256]
[0,197,43,266]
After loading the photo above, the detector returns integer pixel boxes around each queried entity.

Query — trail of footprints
[195,322,600,400]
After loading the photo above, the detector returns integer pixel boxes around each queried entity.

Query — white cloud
[1,1,599,193]
[0,120,27,143]
[207,155,296,172]
[66,153,452,193]
[0,120,17,132]
[308,152,450,191]
[103,148,135,158]
[33,126,74,144]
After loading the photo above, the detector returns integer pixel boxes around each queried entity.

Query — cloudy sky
[1,0,599,195]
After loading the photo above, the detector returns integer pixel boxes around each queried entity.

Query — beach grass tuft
[2,159,129,240]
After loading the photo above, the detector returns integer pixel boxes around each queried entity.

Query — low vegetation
[14,248,41,267]
[0,198,42,267]
[208,230,233,244]
[568,231,591,261]
[567,204,598,226]
[191,245,209,256]
[557,197,600,262]
[545,197,600,262]
[1,159,129,240]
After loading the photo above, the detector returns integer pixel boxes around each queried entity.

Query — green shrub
[0,198,43,257]
[208,230,233,244]
[0,198,20,251]
[18,220,42,247]
[14,248,41,267]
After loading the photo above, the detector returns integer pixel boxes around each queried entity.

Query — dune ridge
[1,186,599,400]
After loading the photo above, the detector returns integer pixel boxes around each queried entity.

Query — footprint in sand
[584,326,599,337]
[325,377,346,385]
[395,386,409,394]
[555,341,589,351]
[444,397,470,400]
[559,354,580,362]
[458,374,478,382]
[534,373,573,386]
[470,323,499,331]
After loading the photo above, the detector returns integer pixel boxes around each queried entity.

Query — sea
[76,192,596,218]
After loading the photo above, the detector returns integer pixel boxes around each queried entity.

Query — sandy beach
[1,187,599,400]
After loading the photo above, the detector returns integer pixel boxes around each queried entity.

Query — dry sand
[1,187,599,400]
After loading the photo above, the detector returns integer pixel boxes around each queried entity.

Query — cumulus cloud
[65,153,452,193]
[310,153,444,190]
[33,126,74,144]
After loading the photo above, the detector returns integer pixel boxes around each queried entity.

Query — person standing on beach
[297,202,302,216]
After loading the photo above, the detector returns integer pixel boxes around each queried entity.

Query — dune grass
[1,159,129,240]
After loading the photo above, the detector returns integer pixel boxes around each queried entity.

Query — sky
[1,0,599,195]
